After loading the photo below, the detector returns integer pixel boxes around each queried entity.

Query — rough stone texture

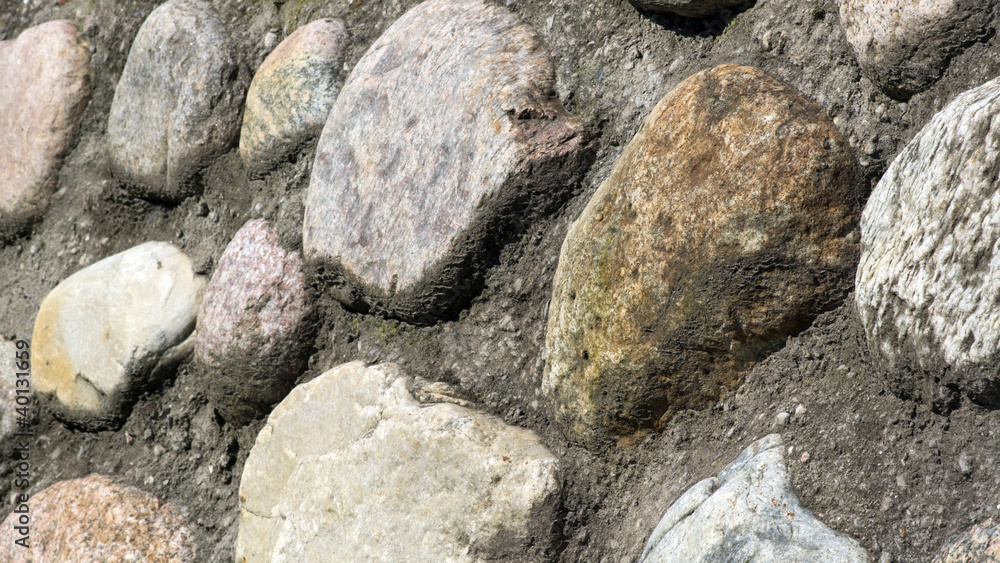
[195,219,313,423]
[639,434,871,562]
[627,0,751,19]
[106,0,243,203]
[543,64,860,445]
[303,0,590,325]
[838,0,997,99]
[856,75,1000,412]
[32,242,206,430]
[237,361,561,563]
[0,474,196,562]
[931,519,1000,562]
[0,20,91,237]
[240,19,348,174]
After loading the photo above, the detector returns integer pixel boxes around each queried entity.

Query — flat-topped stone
[0,20,91,237]
[107,0,243,202]
[240,19,349,174]
[303,0,589,324]
[33,242,205,429]
[237,361,561,562]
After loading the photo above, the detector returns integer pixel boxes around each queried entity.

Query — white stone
[237,361,560,562]
[32,242,205,429]
[639,434,870,563]
[856,75,1000,404]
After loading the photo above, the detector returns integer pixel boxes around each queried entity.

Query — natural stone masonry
[838,0,996,99]
[107,0,243,202]
[237,361,561,562]
[240,19,349,174]
[639,435,870,562]
[543,64,859,445]
[195,219,313,423]
[627,0,751,19]
[0,20,90,237]
[304,0,589,325]
[0,474,196,562]
[33,242,206,430]
[857,75,1000,410]
[931,519,1000,562]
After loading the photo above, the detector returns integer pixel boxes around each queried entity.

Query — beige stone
[237,361,561,562]
[33,242,205,429]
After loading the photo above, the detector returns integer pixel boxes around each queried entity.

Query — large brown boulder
[543,64,860,445]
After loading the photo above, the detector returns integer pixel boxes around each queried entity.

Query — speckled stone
[627,0,751,18]
[838,0,996,98]
[237,361,561,562]
[0,474,196,562]
[931,519,1000,562]
[195,219,313,422]
[639,435,870,563]
[240,19,348,174]
[857,75,1000,411]
[303,0,589,325]
[33,242,206,430]
[0,20,91,237]
[107,0,243,202]
[543,64,860,445]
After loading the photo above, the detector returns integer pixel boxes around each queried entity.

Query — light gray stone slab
[640,435,870,563]
[237,361,561,563]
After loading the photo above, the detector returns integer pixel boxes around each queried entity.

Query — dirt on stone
[0,0,999,561]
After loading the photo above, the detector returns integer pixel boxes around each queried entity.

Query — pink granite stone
[195,219,313,422]
[0,474,196,562]
[0,20,91,237]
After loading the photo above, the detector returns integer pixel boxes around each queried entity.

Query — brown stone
[0,20,91,237]
[0,474,196,562]
[195,219,313,422]
[303,0,590,325]
[543,64,860,445]
[240,19,349,174]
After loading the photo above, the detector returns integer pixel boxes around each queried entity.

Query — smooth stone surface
[857,75,1000,410]
[838,0,995,98]
[0,474,196,561]
[304,0,589,324]
[931,519,1000,562]
[627,0,751,18]
[543,64,859,444]
[0,20,91,236]
[639,435,871,563]
[107,0,243,202]
[195,219,313,422]
[33,241,206,429]
[237,361,561,562]
[240,19,348,174]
